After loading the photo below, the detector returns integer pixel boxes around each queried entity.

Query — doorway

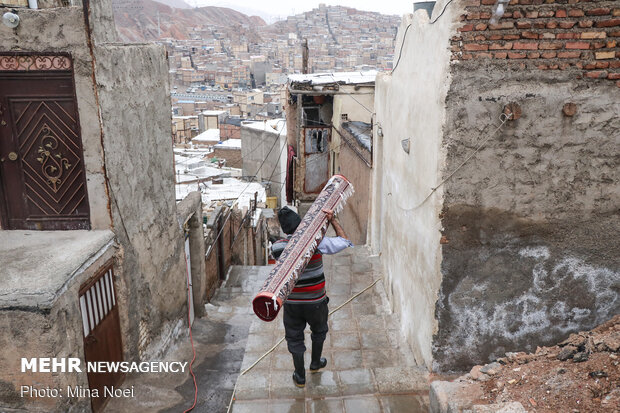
[0,53,90,230]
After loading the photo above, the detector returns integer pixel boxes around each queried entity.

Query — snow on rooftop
[289,71,377,86]
[192,129,221,142]
[214,139,242,149]
[173,147,212,157]
[241,119,286,134]
[342,121,372,151]
[177,177,266,209]
[174,152,223,184]
[202,110,227,116]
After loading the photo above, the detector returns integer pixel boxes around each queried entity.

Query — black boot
[291,353,305,388]
[309,341,327,373]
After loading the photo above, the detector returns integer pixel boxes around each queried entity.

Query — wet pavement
[232,246,429,413]
[105,266,265,413]
[105,246,430,412]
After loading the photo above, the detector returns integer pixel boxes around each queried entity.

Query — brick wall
[211,147,242,169]
[220,123,241,139]
[451,0,620,85]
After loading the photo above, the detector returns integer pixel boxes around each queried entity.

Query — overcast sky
[194,0,409,22]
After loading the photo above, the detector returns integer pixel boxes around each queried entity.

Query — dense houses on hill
[158,4,398,130]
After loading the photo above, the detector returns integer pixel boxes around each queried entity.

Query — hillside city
[113,0,399,141]
[1,0,618,412]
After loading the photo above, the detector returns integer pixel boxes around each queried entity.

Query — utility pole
[302,38,309,74]
[157,10,161,38]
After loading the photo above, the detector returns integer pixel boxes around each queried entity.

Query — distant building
[241,119,287,207]
[285,71,375,241]
[172,115,199,143]
[220,116,243,140]
[198,110,228,132]
[192,129,221,147]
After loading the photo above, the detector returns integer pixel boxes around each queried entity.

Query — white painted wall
[332,87,374,158]
[371,5,457,368]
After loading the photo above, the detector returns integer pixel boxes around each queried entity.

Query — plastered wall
[0,244,115,411]
[94,43,187,361]
[373,0,619,373]
[435,65,620,370]
[372,6,457,368]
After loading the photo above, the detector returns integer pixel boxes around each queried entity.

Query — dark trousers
[283,298,329,354]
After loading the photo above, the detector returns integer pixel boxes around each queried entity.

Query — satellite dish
[2,12,20,29]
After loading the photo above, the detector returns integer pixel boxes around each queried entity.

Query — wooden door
[0,54,90,230]
[79,263,124,412]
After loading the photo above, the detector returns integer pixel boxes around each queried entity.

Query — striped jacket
[271,238,326,304]
[271,235,353,304]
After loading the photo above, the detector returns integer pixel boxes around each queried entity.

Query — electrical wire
[430,0,456,24]
[391,24,411,74]
[390,0,456,75]
[182,247,198,413]
[388,111,513,211]
[328,74,374,114]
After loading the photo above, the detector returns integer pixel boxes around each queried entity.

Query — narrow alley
[105,246,430,412]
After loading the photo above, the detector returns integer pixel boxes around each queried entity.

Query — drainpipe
[28,0,38,9]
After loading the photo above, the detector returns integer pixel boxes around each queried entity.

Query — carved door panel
[0,54,90,230]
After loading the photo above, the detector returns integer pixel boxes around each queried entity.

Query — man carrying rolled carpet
[272,206,353,388]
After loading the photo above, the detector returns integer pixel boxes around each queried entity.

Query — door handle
[8,152,17,161]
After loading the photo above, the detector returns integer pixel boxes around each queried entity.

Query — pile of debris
[431,315,619,413]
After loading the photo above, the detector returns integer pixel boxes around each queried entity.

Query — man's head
[278,206,301,235]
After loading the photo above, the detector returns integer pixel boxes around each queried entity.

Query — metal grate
[79,266,116,337]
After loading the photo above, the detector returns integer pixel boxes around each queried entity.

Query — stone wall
[212,147,242,169]
[93,42,187,361]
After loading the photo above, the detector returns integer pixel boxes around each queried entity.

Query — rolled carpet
[253,175,354,321]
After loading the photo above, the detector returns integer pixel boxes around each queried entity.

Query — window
[304,128,330,154]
